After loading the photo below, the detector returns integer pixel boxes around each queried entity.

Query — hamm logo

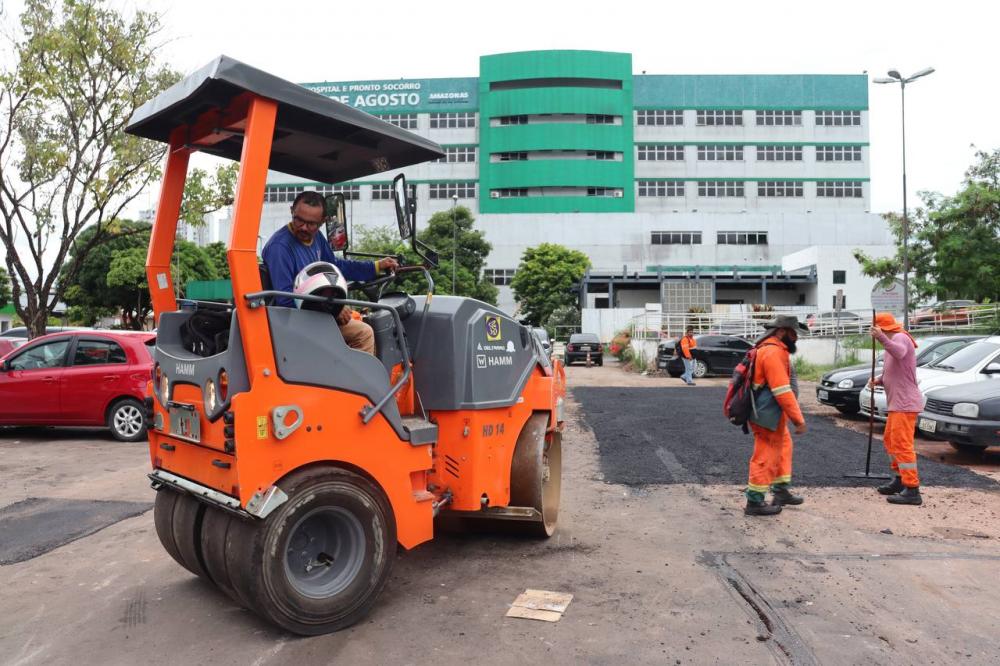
[175,363,196,377]
[485,315,502,341]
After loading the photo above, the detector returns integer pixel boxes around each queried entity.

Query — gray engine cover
[402,296,540,411]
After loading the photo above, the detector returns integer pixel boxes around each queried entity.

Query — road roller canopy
[126,55,444,183]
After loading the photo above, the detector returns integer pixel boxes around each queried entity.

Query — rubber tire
[949,442,987,455]
[225,467,396,635]
[693,360,709,378]
[200,506,242,604]
[107,397,148,442]
[153,490,209,579]
[509,413,562,538]
[596,358,603,366]
[835,404,861,415]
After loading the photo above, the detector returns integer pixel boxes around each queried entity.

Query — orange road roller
[125,56,566,635]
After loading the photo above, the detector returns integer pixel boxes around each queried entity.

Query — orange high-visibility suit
[746,337,805,502]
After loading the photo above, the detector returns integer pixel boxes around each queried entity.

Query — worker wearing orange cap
[870,312,924,505]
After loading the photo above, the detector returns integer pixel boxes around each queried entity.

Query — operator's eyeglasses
[291,215,323,229]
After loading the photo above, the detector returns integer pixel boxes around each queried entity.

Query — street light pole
[874,67,934,329]
[451,194,458,294]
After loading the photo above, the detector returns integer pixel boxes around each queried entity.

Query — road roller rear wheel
[154,489,210,579]
[200,506,242,604]
[509,412,562,538]
[225,467,396,635]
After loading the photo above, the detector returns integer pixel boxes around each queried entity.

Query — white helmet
[293,261,348,315]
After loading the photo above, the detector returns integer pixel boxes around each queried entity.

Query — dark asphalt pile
[0,497,152,565]
[573,386,998,489]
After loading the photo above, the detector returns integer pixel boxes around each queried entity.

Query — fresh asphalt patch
[573,386,999,489]
[0,497,152,565]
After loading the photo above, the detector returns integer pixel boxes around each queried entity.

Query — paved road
[1,365,1000,665]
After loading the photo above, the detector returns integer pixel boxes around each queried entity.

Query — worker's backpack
[723,347,758,433]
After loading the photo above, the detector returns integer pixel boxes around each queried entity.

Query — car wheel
[108,397,147,442]
[693,360,708,378]
[835,405,861,415]
[949,442,987,455]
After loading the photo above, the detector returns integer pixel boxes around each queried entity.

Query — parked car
[913,300,977,326]
[806,311,864,335]
[565,333,603,366]
[0,330,155,441]
[917,379,1000,453]
[0,326,87,357]
[860,336,1000,420]
[819,335,982,415]
[658,334,753,378]
[531,327,552,357]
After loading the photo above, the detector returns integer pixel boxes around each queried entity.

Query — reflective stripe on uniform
[771,384,792,396]
[773,475,792,485]
[747,483,770,493]
[897,462,918,470]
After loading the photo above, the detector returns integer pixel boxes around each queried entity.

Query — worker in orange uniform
[679,327,697,385]
[745,315,809,516]
[869,312,924,505]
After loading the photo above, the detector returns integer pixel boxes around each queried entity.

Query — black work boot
[877,476,905,496]
[771,487,804,506]
[887,486,923,506]
[745,500,783,516]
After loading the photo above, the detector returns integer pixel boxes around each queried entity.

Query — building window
[484,268,516,286]
[637,144,684,161]
[430,112,476,129]
[638,181,685,197]
[757,181,804,197]
[756,110,802,126]
[815,110,862,126]
[436,146,477,163]
[816,180,864,198]
[493,188,528,198]
[587,187,619,197]
[651,231,702,245]
[265,185,305,203]
[833,270,847,284]
[498,115,528,125]
[697,145,744,161]
[378,113,417,130]
[594,297,610,308]
[429,182,476,199]
[496,152,528,162]
[816,145,863,161]
[636,109,683,126]
[717,231,768,245]
[586,114,615,124]
[371,184,393,200]
[587,151,616,160]
[756,145,803,161]
[696,110,743,126]
[321,184,360,200]
[698,181,745,197]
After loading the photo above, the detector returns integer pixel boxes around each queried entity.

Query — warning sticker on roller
[257,416,268,439]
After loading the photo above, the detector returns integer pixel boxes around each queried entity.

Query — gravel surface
[573,385,999,490]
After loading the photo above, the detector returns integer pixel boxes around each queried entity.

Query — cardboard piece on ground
[506,589,574,622]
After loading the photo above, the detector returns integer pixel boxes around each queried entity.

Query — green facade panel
[479,51,634,214]
[487,124,627,153]
[633,74,868,110]
[488,160,624,188]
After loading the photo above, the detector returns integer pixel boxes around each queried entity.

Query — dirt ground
[1,361,999,665]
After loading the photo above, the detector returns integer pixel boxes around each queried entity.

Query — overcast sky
[3,0,999,230]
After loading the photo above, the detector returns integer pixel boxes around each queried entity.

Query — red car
[0,330,155,441]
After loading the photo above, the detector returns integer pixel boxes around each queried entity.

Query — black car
[657,334,753,378]
[565,333,603,366]
[816,335,981,414]
[917,377,1000,453]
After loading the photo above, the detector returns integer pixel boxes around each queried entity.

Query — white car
[860,336,1000,420]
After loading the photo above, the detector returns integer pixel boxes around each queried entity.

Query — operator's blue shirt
[262,225,377,307]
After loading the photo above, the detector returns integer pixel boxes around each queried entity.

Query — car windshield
[570,334,598,344]
[927,341,1000,372]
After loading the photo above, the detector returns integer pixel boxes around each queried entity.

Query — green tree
[180,164,238,231]
[0,0,181,337]
[511,243,590,326]
[0,266,10,309]
[855,148,1000,305]
[543,304,581,341]
[204,241,231,280]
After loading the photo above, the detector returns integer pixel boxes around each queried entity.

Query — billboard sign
[871,279,905,315]
[301,77,478,113]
